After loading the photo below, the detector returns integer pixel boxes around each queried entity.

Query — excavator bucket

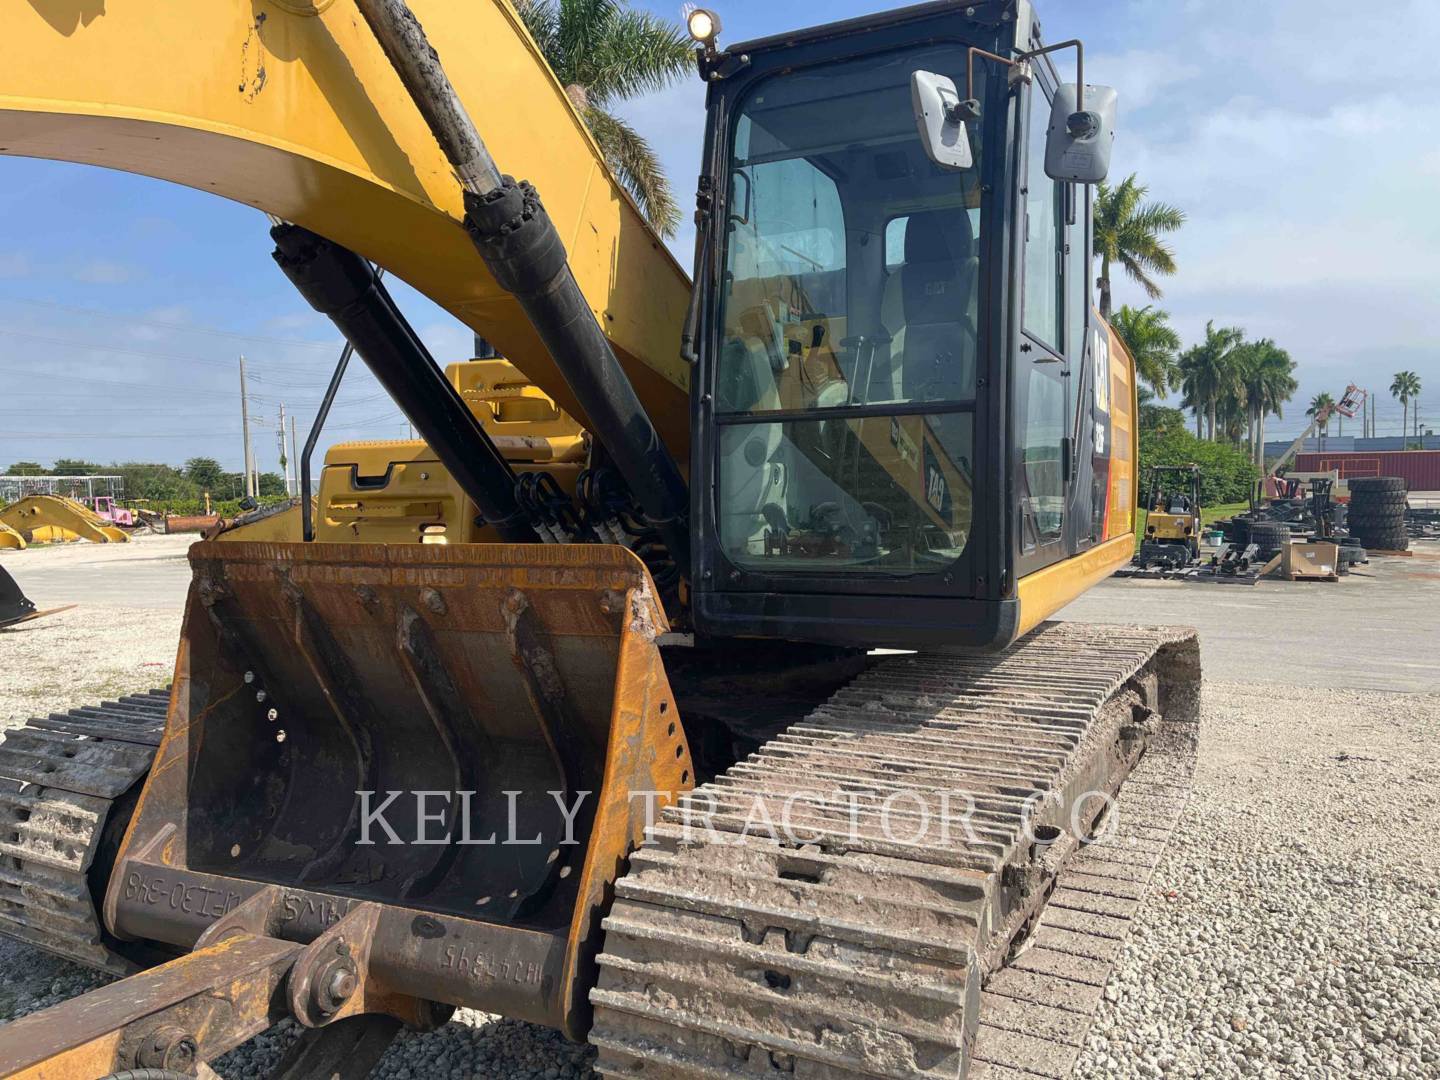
[0,565,38,627]
[0,522,26,550]
[101,541,691,1043]
[0,495,129,544]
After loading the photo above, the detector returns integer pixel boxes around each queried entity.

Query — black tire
[1229,518,1252,548]
[1349,491,1409,513]
[1348,512,1407,530]
[1356,530,1409,551]
[1348,476,1408,494]
[1248,522,1291,557]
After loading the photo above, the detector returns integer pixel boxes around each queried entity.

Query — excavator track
[0,689,168,974]
[590,622,1201,1080]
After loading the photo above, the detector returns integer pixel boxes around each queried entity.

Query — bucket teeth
[591,623,1200,1079]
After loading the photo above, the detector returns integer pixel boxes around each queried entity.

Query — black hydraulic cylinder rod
[464,179,691,574]
[350,0,690,576]
[271,223,536,543]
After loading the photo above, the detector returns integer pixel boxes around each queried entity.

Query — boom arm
[1270,384,1365,476]
[0,0,693,456]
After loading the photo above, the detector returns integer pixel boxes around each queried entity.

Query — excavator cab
[688,1,1127,648]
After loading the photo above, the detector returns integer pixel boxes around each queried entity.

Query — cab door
[1015,69,1070,576]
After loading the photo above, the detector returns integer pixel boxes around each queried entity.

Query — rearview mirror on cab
[911,70,974,171]
[1045,83,1117,183]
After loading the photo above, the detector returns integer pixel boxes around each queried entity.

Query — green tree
[1139,402,1188,437]
[1391,370,1422,439]
[185,457,225,492]
[4,461,45,476]
[52,458,103,475]
[1109,305,1181,396]
[1234,339,1297,465]
[1140,419,1258,506]
[1307,392,1336,437]
[1093,174,1185,318]
[517,0,694,237]
[116,462,196,503]
[1178,322,1244,441]
[257,472,288,498]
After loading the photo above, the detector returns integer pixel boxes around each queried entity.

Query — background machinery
[0,3,1200,1078]
[1135,465,1201,571]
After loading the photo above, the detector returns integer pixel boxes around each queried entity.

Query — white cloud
[1088,48,1201,111]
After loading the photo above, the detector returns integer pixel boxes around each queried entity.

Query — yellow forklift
[1136,464,1202,571]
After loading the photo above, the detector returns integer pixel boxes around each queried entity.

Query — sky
[2,0,1438,476]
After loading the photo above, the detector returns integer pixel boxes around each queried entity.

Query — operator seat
[879,209,979,405]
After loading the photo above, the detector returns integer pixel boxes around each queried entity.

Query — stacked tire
[1347,477,1409,552]
[1247,522,1291,560]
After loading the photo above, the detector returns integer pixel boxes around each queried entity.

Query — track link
[0,689,167,974]
[591,623,1200,1079]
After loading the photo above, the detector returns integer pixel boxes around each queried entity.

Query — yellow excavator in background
[0,494,131,545]
[0,3,1200,1078]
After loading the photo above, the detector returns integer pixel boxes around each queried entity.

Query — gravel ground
[1074,683,1440,1079]
[0,605,181,732]
[1,541,1437,1077]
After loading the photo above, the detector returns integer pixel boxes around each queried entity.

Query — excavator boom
[0,0,692,457]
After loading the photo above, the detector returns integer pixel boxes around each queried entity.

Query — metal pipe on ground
[351,0,691,577]
[271,223,536,543]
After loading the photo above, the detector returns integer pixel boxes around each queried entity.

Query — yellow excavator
[0,3,1200,1078]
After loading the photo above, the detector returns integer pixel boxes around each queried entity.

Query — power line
[0,364,289,405]
[0,327,330,374]
[0,296,338,352]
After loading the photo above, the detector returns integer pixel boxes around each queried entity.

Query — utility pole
[277,403,290,496]
[289,415,299,498]
[239,355,256,498]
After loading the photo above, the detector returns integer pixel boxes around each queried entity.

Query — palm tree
[1093,174,1186,318]
[1391,370,1422,439]
[1178,322,1244,440]
[1109,305,1181,396]
[1234,339,1297,465]
[518,0,693,237]
[1307,392,1336,437]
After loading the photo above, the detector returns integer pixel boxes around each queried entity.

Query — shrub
[1139,417,1258,506]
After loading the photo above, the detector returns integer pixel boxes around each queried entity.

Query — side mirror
[1045,83,1117,183]
[911,70,974,171]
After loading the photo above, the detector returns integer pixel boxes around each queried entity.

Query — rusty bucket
[104,541,691,1039]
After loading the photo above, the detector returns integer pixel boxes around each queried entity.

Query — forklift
[1135,464,1202,571]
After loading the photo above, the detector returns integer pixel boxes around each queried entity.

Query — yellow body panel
[316,439,481,544]
[448,359,588,464]
[1106,321,1138,541]
[1146,512,1194,542]
[0,1,691,457]
[0,522,26,550]
[1015,533,1133,639]
[209,501,310,543]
